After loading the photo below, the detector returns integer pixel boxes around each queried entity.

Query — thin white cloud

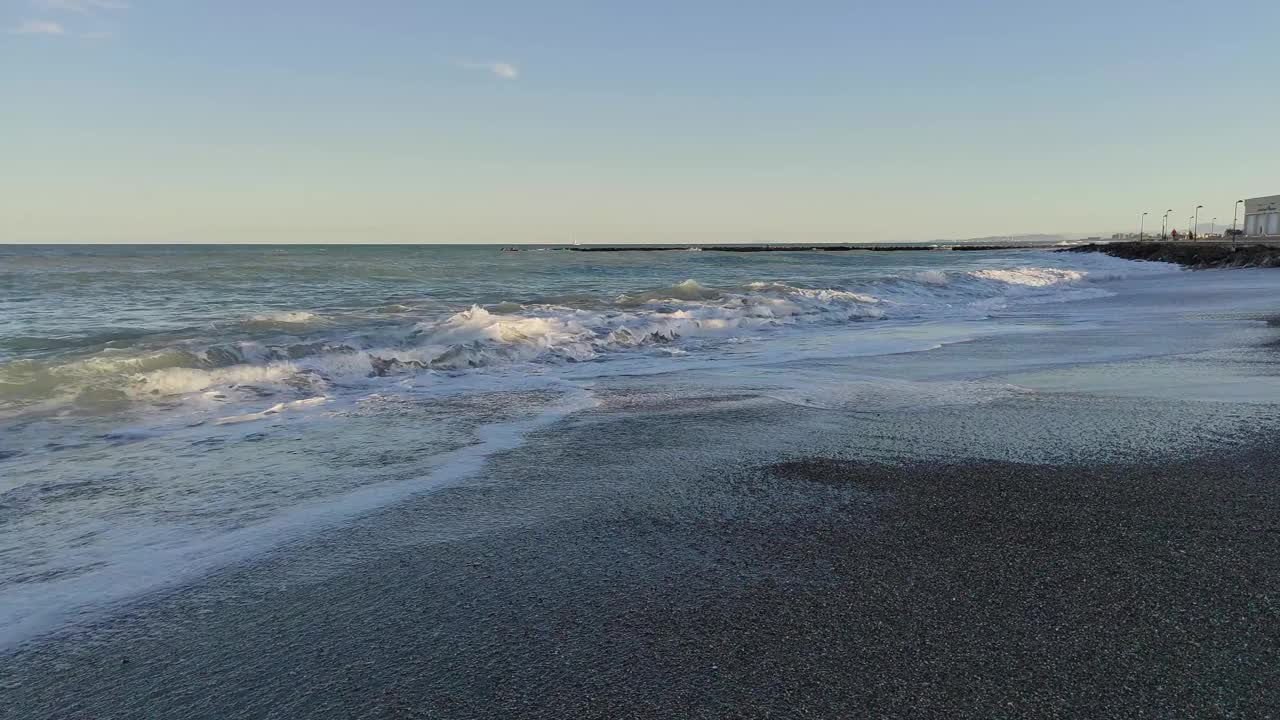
[488,62,519,80]
[9,19,65,35]
[451,58,520,80]
[33,0,129,12]
[21,0,127,40]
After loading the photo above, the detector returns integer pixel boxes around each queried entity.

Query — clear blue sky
[2,0,1277,243]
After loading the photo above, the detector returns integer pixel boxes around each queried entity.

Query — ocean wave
[242,311,327,328]
[0,259,1167,414]
[968,267,1087,287]
[616,279,723,304]
[129,363,323,399]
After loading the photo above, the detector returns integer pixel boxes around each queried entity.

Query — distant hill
[934,234,1072,245]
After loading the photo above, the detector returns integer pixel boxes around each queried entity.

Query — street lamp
[1211,217,1216,236]
[1233,199,1244,236]
[1162,210,1173,240]
[1139,212,1148,242]
[1193,205,1204,241]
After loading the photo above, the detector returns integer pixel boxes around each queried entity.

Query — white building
[1244,195,1280,237]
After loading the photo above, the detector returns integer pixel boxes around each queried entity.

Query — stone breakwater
[1064,241,1280,269]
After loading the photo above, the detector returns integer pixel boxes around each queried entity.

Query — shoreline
[9,443,1279,718]
[7,382,1280,718]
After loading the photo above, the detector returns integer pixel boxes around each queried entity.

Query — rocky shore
[1065,241,1280,268]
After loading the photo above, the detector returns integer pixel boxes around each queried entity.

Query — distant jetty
[501,242,1067,253]
[1063,241,1280,269]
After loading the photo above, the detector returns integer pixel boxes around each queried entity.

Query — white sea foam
[0,384,597,649]
[763,375,1035,411]
[214,396,329,425]
[243,310,325,326]
[129,363,311,398]
[968,267,1087,287]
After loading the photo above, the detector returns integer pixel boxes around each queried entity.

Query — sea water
[0,243,1247,645]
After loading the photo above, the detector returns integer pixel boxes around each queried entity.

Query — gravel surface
[6,435,1280,719]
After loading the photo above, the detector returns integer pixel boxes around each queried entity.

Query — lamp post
[1139,212,1147,242]
[1162,210,1172,240]
[1211,218,1216,237]
[1193,205,1203,241]
[1233,199,1244,236]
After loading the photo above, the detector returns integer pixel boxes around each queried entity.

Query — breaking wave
[0,260,1165,416]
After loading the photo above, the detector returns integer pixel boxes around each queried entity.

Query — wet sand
[5,385,1280,719]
